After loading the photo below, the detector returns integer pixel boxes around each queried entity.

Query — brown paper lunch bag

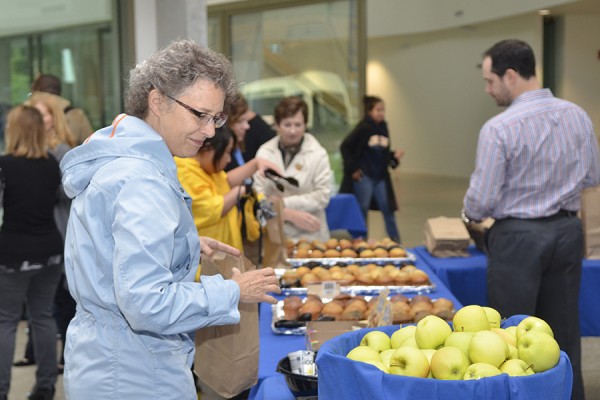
[194,252,259,398]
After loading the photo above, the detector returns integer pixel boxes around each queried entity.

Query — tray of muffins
[271,293,456,335]
[286,237,416,265]
[276,263,436,296]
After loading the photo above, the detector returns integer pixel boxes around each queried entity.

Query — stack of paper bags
[424,216,470,257]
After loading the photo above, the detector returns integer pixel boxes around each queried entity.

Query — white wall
[368,14,542,177]
[366,0,574,37]
[555,14,600,133]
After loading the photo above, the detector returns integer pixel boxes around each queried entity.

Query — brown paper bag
[194,252,259,398]
[581,185,600,259]
[424,216,470,257]
[261,196,290,268]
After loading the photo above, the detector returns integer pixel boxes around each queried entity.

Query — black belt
[554,209,578,218]
[499,209,578,222]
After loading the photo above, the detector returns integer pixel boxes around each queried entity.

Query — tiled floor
[7,171,600,399]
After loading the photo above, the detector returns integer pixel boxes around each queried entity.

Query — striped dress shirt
[464,88,600,221]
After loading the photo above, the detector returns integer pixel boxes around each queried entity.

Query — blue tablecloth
[248,254,464,400]
[412,245,600,336]
[316,316,573,400]
[325,193,367,238]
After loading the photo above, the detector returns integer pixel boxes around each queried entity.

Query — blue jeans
[353,175,400,243]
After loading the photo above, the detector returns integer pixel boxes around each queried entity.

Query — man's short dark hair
[484,39,536,79]
[31,74,62,95]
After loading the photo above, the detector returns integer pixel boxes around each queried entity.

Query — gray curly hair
[125,40,237,118]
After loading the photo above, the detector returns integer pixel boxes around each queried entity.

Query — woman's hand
[254,157,282,177]
[394,148,405,160]
[231,267,281,304]
[199,236,241,259]
[351,169,362,181]
[282,208,321,232]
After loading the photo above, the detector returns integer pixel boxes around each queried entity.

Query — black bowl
[276,356,318,398]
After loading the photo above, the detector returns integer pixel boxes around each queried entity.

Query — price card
[305,281,340,298]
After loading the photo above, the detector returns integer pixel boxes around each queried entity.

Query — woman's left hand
[199,236,241,259]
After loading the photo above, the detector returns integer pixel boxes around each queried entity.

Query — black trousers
[486,214,584,400]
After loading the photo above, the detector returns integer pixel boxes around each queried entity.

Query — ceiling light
[538,9,551,16]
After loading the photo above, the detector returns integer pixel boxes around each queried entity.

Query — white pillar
[133,0,207,64]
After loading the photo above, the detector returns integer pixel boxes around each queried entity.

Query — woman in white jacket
[59,40,279,400]
[253,96,332,242]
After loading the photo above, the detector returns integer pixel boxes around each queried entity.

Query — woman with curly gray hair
[59,40,280,400]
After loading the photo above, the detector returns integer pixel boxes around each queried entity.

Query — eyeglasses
[166,95,228,128]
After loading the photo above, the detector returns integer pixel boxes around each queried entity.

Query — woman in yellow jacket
[175,128,279,254]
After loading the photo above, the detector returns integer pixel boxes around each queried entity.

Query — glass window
[210,0,363,185]
[0,2,120,152]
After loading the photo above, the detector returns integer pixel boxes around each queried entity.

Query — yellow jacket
[174,157,243,253]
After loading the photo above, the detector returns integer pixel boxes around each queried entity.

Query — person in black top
[0,105,63,400]
[340,95,404,243]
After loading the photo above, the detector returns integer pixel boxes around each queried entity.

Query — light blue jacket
[60,115,241,400]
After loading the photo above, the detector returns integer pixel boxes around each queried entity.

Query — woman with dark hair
[175,128,279,254]
[0,105,63,400]
[340,95,404,243]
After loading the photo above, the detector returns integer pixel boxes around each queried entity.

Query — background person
[175,128,280,256]
[462,39,600,400]
[59,40,279,400]
[253,96,331,243]
[31,74,93,145]
[25,91,78,375]
[0,105,63,400]
[340,95,404,243]
[222,93,275,172]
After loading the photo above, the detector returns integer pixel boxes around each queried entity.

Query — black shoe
[28,385,55,400]
[12,358,35,367]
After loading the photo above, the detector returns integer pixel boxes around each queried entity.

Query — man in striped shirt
[463,39,600,400]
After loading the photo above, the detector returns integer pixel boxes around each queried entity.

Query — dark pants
[0,265,62,396]
[487,214,584,400]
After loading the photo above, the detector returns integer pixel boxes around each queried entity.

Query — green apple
[430,346,470,380]
[415,315,452,350]
[469,330,509,368]
[379,348,397,369]
[421,349,436,378]
[517,330,560,372]
[399,336,419,348]
[507,344,518,360]
[463,362,502,380]
[499,359,534,376]
[505,326,517,337]
[444,331,474,363]
[390,325,417,349]
[360,330,392,352]
[516,316,554,339]
[347,345,381,363]
[482,307,502,329]
[388,347,430,378]
[452,305,491,332]
[491,327,517,347]
[363,359,390,373]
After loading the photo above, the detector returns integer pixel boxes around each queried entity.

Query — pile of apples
[346,305,561,380]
